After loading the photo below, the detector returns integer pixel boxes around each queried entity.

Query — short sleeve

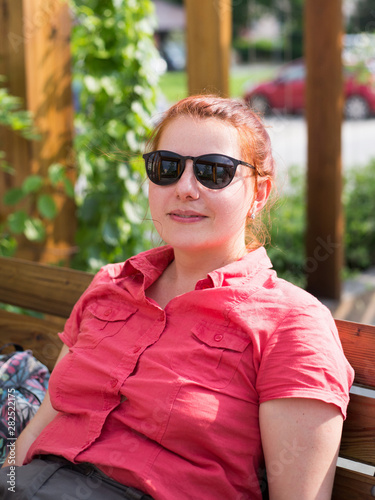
[256,301,355,419]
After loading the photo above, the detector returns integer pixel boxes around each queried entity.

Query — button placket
[105,313,167,403]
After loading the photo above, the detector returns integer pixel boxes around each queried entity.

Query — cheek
[219,183,255,218]
[148,184,162,217]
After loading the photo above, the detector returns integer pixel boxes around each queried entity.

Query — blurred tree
[231,0,304,61]
[155,0,251,43]
[346,0,375,32]
[161,1,307,60]
[256,0,304,59]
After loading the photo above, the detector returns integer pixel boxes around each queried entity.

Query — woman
[1,95,353,500]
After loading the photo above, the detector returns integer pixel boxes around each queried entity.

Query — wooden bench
[0,256,93,372]
[0,255,374,498]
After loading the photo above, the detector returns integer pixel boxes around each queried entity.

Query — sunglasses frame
[143,150,256,190]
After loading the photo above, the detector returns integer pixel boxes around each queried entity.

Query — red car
[244,59,375,120]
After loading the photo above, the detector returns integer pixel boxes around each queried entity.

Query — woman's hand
[259,398,343,500]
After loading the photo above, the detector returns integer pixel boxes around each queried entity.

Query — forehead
[157,116,241,158]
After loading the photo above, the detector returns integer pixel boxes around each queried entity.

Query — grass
[159,71,188,103]
[158,63,280,104]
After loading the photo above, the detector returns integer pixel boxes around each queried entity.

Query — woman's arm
[1,344,70,468]
[259,398,343,500]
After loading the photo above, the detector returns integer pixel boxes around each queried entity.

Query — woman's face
[148,116,260,260]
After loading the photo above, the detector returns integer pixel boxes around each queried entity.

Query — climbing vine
[70,0,162,271]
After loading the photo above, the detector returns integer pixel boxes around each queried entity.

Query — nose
[174,160,199,200]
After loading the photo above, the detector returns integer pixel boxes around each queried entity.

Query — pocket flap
[86,301,137,322]
[191,321,250,352]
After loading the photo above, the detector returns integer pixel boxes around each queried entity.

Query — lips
[173,214,197,218]
[168,209,207,222]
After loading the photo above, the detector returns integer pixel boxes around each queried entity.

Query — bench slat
[335,319,375,389]
[339,393,375,467]
[0,309,64,371]
[0,256,93,318]
[332,466,375,500]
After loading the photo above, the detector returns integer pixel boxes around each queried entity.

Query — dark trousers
[0,455,154,500]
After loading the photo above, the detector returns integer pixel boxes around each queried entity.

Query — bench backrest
[0,256,93,371]
[331,319,375,499]
[0,256,374,497]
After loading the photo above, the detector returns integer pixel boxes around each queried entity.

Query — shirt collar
[205,246,273,288]
[108,246,174,290]
[108,245,272,290]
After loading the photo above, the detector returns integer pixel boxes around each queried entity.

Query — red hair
[146,95,276,248]
[147,94,276,181]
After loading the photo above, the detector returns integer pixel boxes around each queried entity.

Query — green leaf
[124,177,140,196]
[48,163,65,185]
[125,130,139,151]
[37,194,58,219]
[84,75,101,93]
[102,220,119,246]
[62,178,75,198]
[123,200,143,224]
[3,188,25,206]
[79,196,98,222]
[24,218,46,242]
[7,210,27,234]
[0,234,17,257]
[22,175,44,194]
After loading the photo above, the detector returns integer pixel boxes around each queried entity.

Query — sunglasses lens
[145,152,181,185]
[145,152,238,189]
[195,155,235,189]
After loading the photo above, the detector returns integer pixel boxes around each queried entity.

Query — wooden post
[0,0,75,265]
[0,0,29,212]
[304,0,344,300]
[185,0,231,97]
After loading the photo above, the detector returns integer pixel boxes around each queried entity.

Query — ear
[248,177,272,217]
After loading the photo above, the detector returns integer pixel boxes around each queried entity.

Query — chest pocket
[172,321,251,389]
[74,301,138,349]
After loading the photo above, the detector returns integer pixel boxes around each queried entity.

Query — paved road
[265,115,375,173]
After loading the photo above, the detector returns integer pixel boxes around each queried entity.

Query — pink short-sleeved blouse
[26,246,354,500]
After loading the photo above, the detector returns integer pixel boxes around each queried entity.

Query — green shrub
[266,166,307,287]
[70,0,162,272]
[233,37,283,63]
[344,159,375,270]
[266,160,375,286]
[0,78,73,256]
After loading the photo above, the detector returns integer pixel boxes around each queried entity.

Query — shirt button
[109,378,117,388]
[104,308,112,316]
[214,334,223,342]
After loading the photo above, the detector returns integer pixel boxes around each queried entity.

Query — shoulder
[229,270,346,369]
[233,266,334,331]
[273,276,332,319]
[258,276,339,347]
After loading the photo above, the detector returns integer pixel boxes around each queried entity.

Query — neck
[145,244,249,309]
[170,244,248,286]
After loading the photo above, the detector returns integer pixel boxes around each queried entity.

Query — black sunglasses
[143,150,256,190]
